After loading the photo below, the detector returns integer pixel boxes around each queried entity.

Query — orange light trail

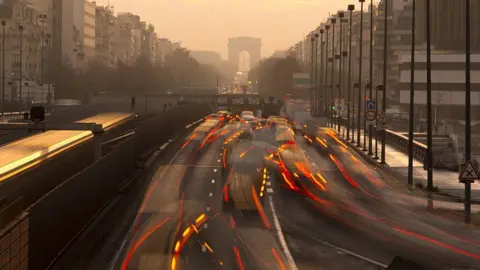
[271,248,286,270]
[233,246,245,270]
[121,217,171,270]
[316,137,328,148]
[252,186,271,229]
[329,154,360,188]
[132,180,158,234]
[222,147,227,168]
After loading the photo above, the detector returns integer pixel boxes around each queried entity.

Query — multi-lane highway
[111,116,480,270]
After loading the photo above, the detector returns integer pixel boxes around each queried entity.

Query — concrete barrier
[25,104,211,269]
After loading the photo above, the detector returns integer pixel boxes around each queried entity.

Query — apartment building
[95,6,115,67]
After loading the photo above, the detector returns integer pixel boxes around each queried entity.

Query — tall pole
[368,0,374,155]
[347,5,355,140]
[357,0,365,147]
[314,33,319,116]
[330,18,337,129]
[363,82,368,151]
[325,25,330,123]
[381,0,389,164]
[319,29,325,117]
[19,25,23,108]
[1,21,5,116]
[338,12,345,133]
[425,0,433,189]
[310,35,315,116]
[407,0,416,187]
[464,0,471,224]
[47,34,51,105]
[40,15,46,86]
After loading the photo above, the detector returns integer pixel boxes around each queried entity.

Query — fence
[0,212,28,270]
[26,104,212,269]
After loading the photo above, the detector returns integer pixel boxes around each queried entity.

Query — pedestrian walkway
[338,127,480,201]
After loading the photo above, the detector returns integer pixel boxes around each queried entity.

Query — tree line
[54,48,224,99]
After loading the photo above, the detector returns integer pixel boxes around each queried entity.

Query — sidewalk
[336,127,480,202]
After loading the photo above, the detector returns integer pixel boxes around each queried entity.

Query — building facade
[95,5,115,67]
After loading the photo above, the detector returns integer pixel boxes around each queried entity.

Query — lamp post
[347,4,355,140]
[381,0,389,164]
[39,14,47,86]
[46,34,52,105]
[314,32,319,116]
[363,81,369,151]
[325,24,330,124]
[357,0,365,147]
[330,17,337,129]
[338,12,345,133]
[464,0,472,224]
[1,21,5,116]
[18,25,23,108]
[368,0,374,155]
[310,35,315,116]
[319,28,325,117]
[425,0,433,188]
[407,0,416,186]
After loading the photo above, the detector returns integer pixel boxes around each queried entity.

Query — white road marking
[209,193,213,197]
[214,169,217,172]
[185,124,192,128]
[266,182,272,186]
[268,197,298,270]
[217,159,221,162]
[202,245,206,252]
[267,188,273,193]
[211,179,215,183]
[159,143,169,150]
[204,223,208,228]
[311,237,388,268]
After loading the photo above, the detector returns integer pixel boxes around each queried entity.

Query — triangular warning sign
[459,160,480,180]
[377,113,388,124]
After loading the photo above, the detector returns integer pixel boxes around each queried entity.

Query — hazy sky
[96,0,360,59]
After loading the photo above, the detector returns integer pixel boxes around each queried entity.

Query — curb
[334,130,480,205]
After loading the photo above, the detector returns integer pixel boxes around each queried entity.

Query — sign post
[459,160,480,183]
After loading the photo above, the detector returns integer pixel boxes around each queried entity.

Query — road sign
[293,73,311,88]
[366,111,376,121]
[459,160,480,183]
[366,100,376,111]
[377,112,388,124]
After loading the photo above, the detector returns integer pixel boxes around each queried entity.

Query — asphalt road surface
[111,121,480,270]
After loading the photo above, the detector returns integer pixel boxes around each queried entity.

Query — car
[240,111,254,118]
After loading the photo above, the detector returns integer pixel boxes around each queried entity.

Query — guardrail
[335,116,428,161]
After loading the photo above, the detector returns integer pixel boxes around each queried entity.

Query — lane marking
[204,223,208,228]
[267,188,273,193]
[217,159,221,162]
[211,179,215,184]
[311,237,388,268]
[209,192,213,197]
[266,182,272,186]
[268,197,298,270]
[214,169,218,172]
[185,124,192,128]
[202,245,206,252]
[159,143,169,150]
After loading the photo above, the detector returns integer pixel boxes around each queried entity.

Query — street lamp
[363,82,370,151]
[310,35,315,116]
[368,0,375,156]
[1,21,5,116]
[325,24,331,126]
[46,34,52,106]
[338,11,345,133]
[330,17,337,129]
[352,82,360,143]
[347,4,355,141]
[464,0,472,224]
[314,32,319,117]
[357,0,365,147]
[319,28,325,117]
[380,0,389,164]
[19,25,24,108]
[407,0,416,186]
[39,14,47,86]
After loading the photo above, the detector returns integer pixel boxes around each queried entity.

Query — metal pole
[314,33,319,116]
[363,82,368,151]
[464,0,472,224]
[357,0,364,147]
[338,13,344,133]
[407,0,416,187]
[347,5,354,141]
[325,25,330,122]
[426,0,433,189]
[1,21,5,116]
[40,16,45,86]
[381,0,389,164]
[47,34,51,105]
[19,25,23,108]
[319,29,325,117]
[331,18,336,129]
[311,36,315,116]
[368,0,374,155]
